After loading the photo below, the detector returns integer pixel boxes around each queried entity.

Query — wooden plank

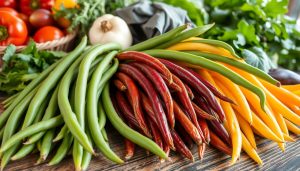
[0,97,299,171]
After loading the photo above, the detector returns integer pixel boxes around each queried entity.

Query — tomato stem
[31,0,40,9]
[0,26,8,42]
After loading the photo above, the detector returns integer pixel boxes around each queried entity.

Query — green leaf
[264,0,288,18]
[219,30,238,41]
[242,47,275,72]
[271,22,281,36]
[2,45,16,63]
[237,20,260,45]
[21,40,36,54]
[240,3,266,20]
[233,33,246,49]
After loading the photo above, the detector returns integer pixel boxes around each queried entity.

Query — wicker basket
[0,31,77,54]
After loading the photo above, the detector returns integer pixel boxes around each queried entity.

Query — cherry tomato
[0,0,16,9]
[29,9,54,28]
[33,26,64,43]
[0,7,18,16]
[20,0,54,16]
[56,17,71,29]
[0,11,28,46]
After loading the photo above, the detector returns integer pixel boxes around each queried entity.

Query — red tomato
[20,0,54,16]
[0,7,18,16]
[0,11,28,46]
[33,26,64,43]
[56,17,71,29]
[17,13,35,35]
[29,9,54,28]
[0,0,16,8]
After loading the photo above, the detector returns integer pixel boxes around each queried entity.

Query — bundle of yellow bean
[167,38,300,165]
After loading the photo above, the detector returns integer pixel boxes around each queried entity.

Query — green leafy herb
[0,40,64,94]
[242,47,275,72]
[160,0,299,72]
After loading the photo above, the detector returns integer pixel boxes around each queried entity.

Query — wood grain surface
[0,95,299,171]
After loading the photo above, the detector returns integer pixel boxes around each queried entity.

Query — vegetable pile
[0,0,72,46]
[0,24,300,170]
[108,25,300,165]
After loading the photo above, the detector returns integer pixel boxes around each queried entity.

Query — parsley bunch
[0,41,65,94]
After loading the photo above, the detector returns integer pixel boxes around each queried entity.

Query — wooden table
[1,95,299,171]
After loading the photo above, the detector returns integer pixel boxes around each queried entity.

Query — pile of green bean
[0,36,166,170]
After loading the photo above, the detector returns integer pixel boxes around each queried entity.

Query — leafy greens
[158,0,300,72]
[0,41,65,94]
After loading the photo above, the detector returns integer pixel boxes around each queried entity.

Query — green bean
[102,83,167,159]
[12,98,50,161]
[74,42,118,169]
[48,133,73,166]
[1,144,20,170]
[188,39,241,59]
[0,127,4,141]
[53,125,68,142]
[11,144,35,160]
[25,87,59,145]
[97,58,120,96]
[155,24,215,49]
[2,93,19,105]
[70,58,101,170]
[4,100,13,109]
[55,46,100,169]
[101,128,108,142]
[2,97,15,109]
[10,99,50,160]
[81,149,92,171]
[35,156,44,165]
[2,88,38,145]
[0,115,63,153]
[81,130,92,171]
[33,96,50,124]
[73,142,83,171]
[0,58,61,129]
[21,36,87,131]
[37,140,42,152]
[144,49,266,110]
[73,57,107,169]
[40,129,56,160]
[186,51,280,86]
[70,83,76,109]
[97,59,119,143]
[0,93,47,168]
[125,24,188,51]
[58,47,95,154]
[75,43,120,128]
[98,102,106,130]
[87,51,123,163]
